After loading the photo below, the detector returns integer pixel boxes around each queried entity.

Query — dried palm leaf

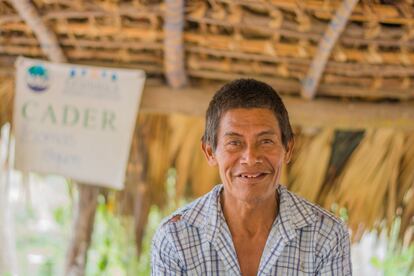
[170,115,203,201]
[324,129,405,241]
[287,128,334,202]
[137,114,171,207]
[0,78,14,127]
[398,132,414,240]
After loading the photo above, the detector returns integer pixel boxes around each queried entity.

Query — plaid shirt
[151,184,352,275]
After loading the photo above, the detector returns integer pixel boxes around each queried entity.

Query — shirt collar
[182,184,317,242]
[180,184,222,242]
[276,185,317,241]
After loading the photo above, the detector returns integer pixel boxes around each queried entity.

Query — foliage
[371,217,414,276]
[13,181,72,276]
[330,203,349,222]
[85,194,139,276]
[85,168,181,275]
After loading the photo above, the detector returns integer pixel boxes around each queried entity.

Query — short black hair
[202,78,293,151]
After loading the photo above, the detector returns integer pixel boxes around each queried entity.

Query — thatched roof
[0,0,413,247]
[1,0,414,99]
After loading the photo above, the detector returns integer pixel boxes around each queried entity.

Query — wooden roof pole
[164,0,188,88]
[10,0,65,62]
[301,0,359,99]
[10,2,98,276]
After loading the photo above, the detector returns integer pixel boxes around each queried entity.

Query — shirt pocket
[298,251,316,274]
[298,260,315,275]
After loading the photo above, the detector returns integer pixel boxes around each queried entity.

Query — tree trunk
[134,182,151,257]
[65,184,100,276]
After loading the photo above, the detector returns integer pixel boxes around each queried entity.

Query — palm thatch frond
[0,77,14,128]
[169,114,220,200]
[323,129,405,241]
[137,113,171,207]
[287,128,334,202]
[398,133,414,242]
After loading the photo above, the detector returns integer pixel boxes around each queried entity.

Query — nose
[240,144,262,166]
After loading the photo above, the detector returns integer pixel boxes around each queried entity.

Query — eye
[227,140,241,146]
[261,139,274,145]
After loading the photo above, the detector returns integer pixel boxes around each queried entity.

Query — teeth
[241,174,261,178]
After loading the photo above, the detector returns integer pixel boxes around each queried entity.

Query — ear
[201,142,217,166]
[284,138,295,164]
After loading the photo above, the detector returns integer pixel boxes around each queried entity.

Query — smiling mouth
[237,173,268,179]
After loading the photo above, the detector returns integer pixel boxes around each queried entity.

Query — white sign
[13,57,146,189]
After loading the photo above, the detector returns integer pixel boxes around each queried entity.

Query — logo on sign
[26,64,49,92]
[63,67,120,100]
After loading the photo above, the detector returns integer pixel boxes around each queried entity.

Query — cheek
[276,159,286,173]
[215,155,239,176]
[275,157,285,167]
[266,149,286,166]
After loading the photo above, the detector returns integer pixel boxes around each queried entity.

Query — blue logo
[26,64,49,92]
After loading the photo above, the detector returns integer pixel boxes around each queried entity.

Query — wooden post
[131,120,152,257]
[301,0,359,99]
[65,184,100,276]
[118,118,152,258]
[10,0,66,62]
[134,183,151,257]
[164,0,187,88]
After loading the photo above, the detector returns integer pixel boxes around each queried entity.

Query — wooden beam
[140,85,414,130]
[301,0,359,99]
[10,0,65,62]
[163,0,187,88]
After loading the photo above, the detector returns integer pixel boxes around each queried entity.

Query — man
[151,79,352,275]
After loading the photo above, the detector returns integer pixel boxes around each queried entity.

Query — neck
[220,189,279,237]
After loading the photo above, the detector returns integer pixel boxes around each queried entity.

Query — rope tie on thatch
[10,0,66,62]
[301,0,359,100]
[164,0,187,88]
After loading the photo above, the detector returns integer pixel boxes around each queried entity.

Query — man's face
[202,108,294,204]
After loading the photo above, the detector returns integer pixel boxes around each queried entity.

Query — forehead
[218,108,280,135]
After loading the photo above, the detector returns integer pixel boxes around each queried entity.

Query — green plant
[370,217,414,276]
[85,194,139,276]
[330,203,349,222]
[84,168,185,275]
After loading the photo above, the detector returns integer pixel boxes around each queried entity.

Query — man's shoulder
[154,185,220,236]
[283,189,352,273]
[284,187,348,234]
